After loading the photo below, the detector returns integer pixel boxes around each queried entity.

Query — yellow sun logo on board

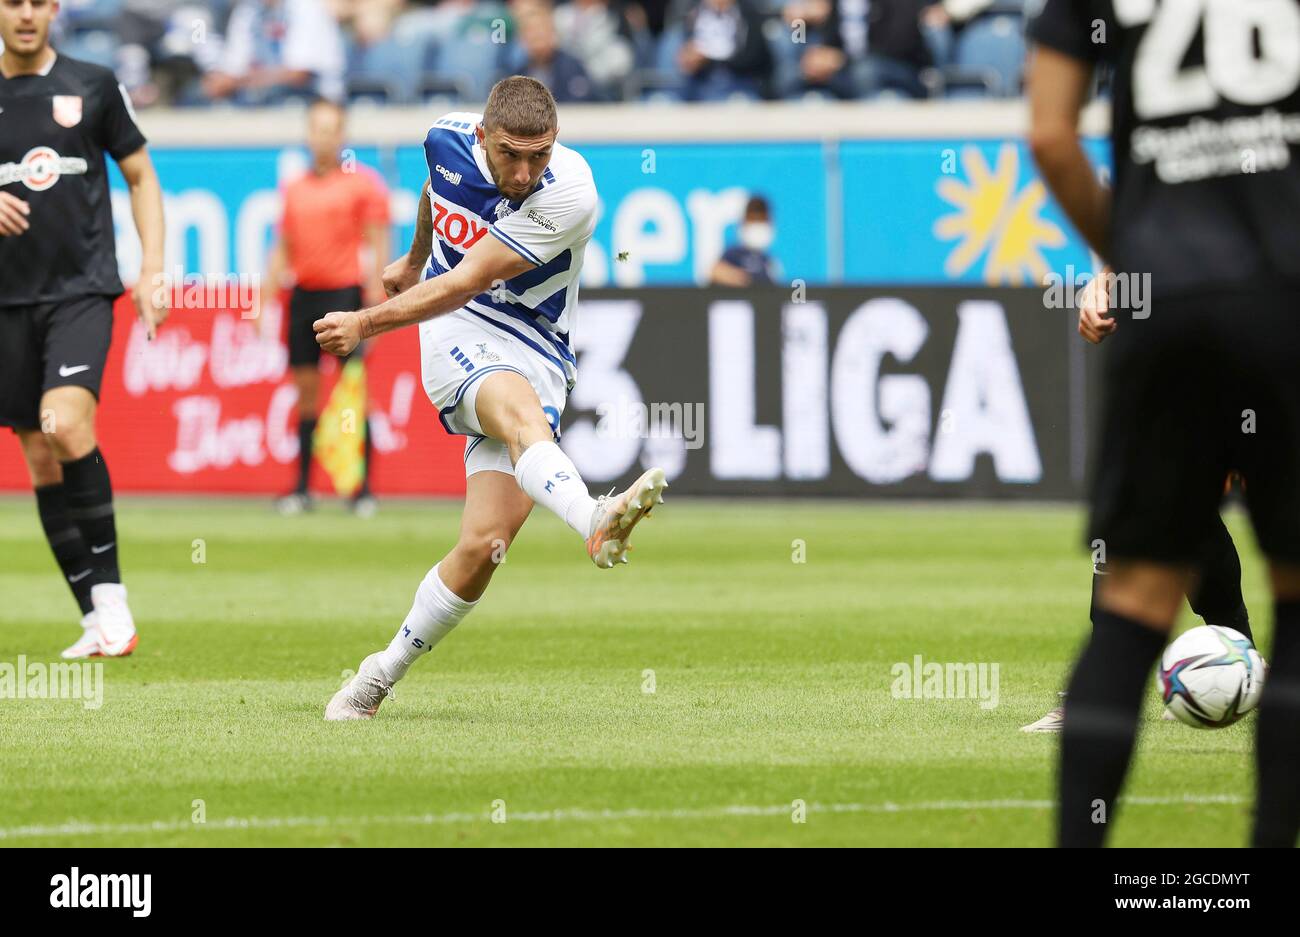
[934,144,1067,286]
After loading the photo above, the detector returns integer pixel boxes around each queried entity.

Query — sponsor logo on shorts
[449,346,475,374]
[474,343,501,363]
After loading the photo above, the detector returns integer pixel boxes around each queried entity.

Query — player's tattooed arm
[316,233,534,356]
[381,182,433,299]
[1027,46,1110,258]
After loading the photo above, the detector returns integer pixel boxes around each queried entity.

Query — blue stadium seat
[943,14,1026,98]
[429,35,504,105]
[58,29,119,69]
[345,32,432,104]
[626,24,684,102]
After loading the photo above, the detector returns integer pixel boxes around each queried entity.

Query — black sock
[1190,517,1253,643]
[1059,608,1168,847]
[60,448,120,586]
[297,417,317,493]
[1253,600,1300,847]
[34,483,95,615]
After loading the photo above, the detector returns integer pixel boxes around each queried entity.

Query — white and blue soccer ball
[1159,625,1266,728]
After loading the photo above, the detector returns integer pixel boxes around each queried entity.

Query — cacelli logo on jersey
[435,163,462,186]
[0,146,89,192]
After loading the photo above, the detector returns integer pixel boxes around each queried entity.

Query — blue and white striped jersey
[421,111,598,387]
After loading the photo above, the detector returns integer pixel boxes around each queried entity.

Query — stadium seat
[625,25,685,102]
[941,13,1026,98]
[429,35,504,105]
[345,32,431,105]
[58,29,119,70]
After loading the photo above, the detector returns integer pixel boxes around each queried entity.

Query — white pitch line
[0,794,1248,841]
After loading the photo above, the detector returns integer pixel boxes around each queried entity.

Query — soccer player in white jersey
[316,76,666,720]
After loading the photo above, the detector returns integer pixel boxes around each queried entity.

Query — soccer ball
[1159,625,1266,728]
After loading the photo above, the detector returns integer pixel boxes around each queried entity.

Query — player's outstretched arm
[117,146,168,339]
[314,231,534,356]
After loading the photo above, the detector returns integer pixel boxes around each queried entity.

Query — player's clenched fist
[0,192,31,236]
[381,256,422,298]
[314,310,365,356]
[1078,266,1118,344]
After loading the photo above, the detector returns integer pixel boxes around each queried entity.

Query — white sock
[378,564,476,682]
[513,440,600,537]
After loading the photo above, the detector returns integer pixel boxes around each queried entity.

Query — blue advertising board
[109,137,1108,286]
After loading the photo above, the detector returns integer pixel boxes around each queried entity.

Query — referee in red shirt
[261,98,390,515]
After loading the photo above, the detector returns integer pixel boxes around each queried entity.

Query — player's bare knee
[41,414,95,461]
[467,526,517,569]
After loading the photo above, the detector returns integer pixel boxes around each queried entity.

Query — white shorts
[419,310,568,478]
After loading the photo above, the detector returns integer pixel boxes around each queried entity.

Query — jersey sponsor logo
[432,201,489,250]
[58,363,91,377]
[435,164,462,186]
[526,209,557,233]
[52,95,82,129]
[0,147,89,191]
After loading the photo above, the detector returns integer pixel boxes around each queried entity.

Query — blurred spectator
[677,0,771,102]
[202,0,345,104]
[920,0,996,33]
[710,195,779,287]
[855,0,933,98]
[778,0,849,99]
[328,0,405,46]
[116,1,227,107]
[553,0,634,97]
[515,3,599,102]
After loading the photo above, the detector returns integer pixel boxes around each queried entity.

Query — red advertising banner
[0,294,467,496]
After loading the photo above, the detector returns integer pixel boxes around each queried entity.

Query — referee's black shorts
[1088,287,1300,565]
[0,294,115,431]
[287,285,363,367]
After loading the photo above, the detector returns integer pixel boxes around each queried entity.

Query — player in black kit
[1028,0,1300,848]
[0,0,167,658]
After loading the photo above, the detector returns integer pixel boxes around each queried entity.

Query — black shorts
[1088,288,1300,564]
[287,285,363,367]
[0,295,115,430]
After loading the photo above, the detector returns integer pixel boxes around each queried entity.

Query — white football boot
[325,653,394,721]
[60,611,101,660]
[1021,693,1067,733]
[585,468,667,569]
[89,583,138,657]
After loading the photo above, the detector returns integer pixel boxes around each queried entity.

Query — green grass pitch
[0,496,1268,846]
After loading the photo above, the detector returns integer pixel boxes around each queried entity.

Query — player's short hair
[482,76,558,138]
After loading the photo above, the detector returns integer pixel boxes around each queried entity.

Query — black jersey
[1028,0,1300,296]
[0,53,147,308]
